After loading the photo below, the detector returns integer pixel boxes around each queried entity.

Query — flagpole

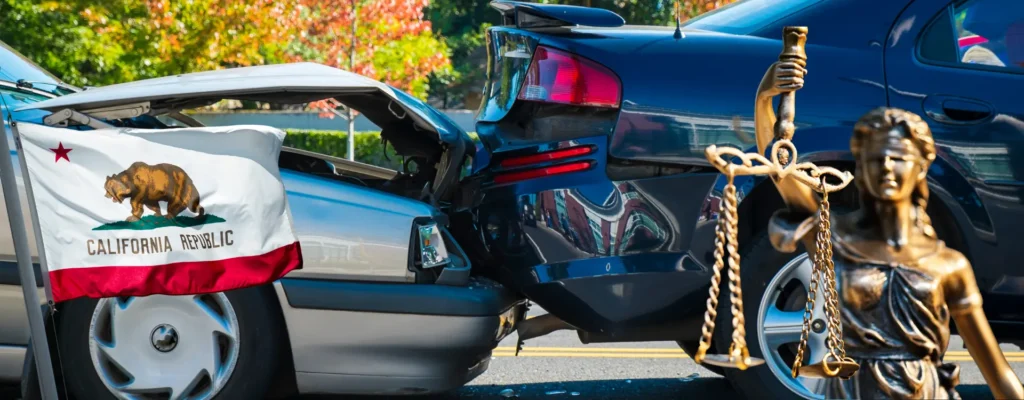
[11,121,57,316]
[1,117,59,400]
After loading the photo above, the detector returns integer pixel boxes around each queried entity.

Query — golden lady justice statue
[751,29,1024,399]
[693,25,1024,399]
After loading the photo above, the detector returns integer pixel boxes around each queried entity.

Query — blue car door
[884,0,1024,318]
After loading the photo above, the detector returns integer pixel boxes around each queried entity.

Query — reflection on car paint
[609,103,757,165]
[524,182,668,258]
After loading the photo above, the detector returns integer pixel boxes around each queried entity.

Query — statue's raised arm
[754,26,820,215]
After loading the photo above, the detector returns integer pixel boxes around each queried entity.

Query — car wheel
[57,285,285,400]
[712,231,829,400]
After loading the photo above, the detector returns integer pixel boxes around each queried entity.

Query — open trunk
[17,62,476,209]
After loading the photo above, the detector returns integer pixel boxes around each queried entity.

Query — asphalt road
[9,305,1022,400]
[335,307,1024,400]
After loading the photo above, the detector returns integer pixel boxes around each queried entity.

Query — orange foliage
[291,0,449,91]
[678,0,739,21]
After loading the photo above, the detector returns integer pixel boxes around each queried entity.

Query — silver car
[1,43,524,399]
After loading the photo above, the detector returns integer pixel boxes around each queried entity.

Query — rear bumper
[515,254,711,336]
[273,277,525,396]
[471,142,723,333]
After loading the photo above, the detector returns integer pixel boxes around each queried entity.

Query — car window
[920,0,1024,72]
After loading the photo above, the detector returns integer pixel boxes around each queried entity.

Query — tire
[712,230,828,400]
[676,340,724,376]
[56,285,286,400]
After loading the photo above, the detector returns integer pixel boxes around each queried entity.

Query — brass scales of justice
[690,26,860,380]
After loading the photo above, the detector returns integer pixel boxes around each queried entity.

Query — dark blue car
[451,0,1024,398]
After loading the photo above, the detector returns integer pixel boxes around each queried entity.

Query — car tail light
[518,46,621,108]
[499,145,595,168]
[493,161,593,185]
[417,222,449,269]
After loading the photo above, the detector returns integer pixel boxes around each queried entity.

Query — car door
[0,56,61,379]
[885,0,1024,319]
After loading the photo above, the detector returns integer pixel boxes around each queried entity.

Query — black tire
[676,340,724,376]
[56,285,287,400]
[712,230,812,400]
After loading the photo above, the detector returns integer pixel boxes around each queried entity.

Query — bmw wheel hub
[88,293,240,400]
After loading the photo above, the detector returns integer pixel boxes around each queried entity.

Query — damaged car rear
[6,62,525,399]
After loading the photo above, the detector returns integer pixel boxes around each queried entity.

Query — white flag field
[16,123,303,303]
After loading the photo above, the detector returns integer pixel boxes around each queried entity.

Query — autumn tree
[677,0,740,21]
[289,0,452,159]
[0,0,452,96]
[288,0,450,100]
[0,0,299,86]
[0,0,128,87]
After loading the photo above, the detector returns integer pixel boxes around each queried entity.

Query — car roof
[16,62,394,113]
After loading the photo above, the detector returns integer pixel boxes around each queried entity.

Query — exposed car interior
[61,91,465,207]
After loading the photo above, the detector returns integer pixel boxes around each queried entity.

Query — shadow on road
[3,380,1004,399]
[294,381,1005,400]
[298,377,738,400]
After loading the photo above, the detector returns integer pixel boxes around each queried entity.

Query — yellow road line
[492,352,690,358]
[491,353,1024,362]
[495,347,686,353]
[491,347,1024,362]
[497,347,1024,355]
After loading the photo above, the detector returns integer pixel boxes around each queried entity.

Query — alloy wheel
[88,293,241,400]
[756,253,830,399]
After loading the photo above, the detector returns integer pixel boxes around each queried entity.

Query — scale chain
[817,190,848,361]
[694,174,732,362]
[791,234,821,377]
[724,182,749,360]
[791,177,853,378]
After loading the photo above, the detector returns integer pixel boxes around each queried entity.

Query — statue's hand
[758,60,807,100]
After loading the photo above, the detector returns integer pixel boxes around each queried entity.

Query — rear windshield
[0,41,76,97]
[682,0,823,35]
[0,86,52,124]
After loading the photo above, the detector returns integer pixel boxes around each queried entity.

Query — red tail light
[499,145,595,168]
[493,161,593,184]
[518,46,621,108]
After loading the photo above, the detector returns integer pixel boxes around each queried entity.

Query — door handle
[923,95,994,125]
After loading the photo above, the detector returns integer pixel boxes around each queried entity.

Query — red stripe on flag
[48,242,303,303]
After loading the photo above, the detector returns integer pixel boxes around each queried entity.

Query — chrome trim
[79,101,151,120]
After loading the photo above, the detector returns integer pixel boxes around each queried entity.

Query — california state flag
[16,122,303,303]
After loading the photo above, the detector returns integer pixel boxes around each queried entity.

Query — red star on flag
[51,142,72,163]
